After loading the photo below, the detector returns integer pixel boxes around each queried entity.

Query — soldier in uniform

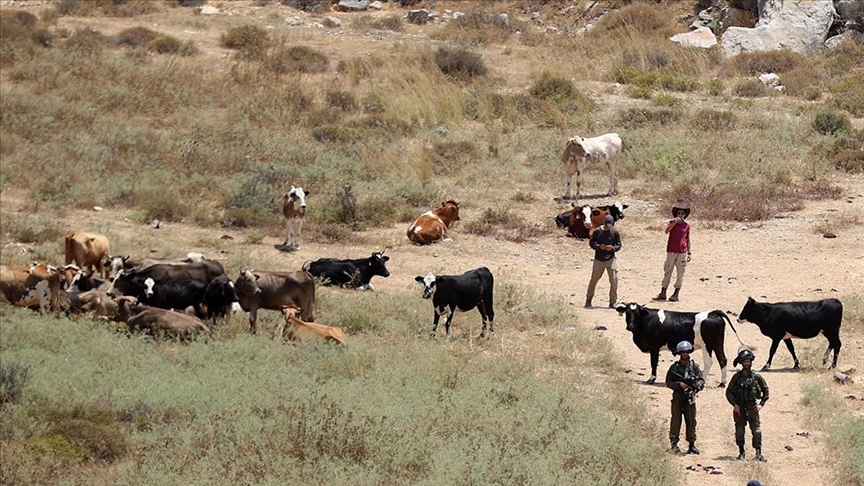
[665,340,705,455]
[726,348,769,461]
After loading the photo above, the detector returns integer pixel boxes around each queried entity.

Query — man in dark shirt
[585,215,622,308]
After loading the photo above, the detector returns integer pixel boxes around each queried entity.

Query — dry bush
[434,45,487,83]
[424,141,480,175]
[325,90,357,112]
[337,56,384,85]
[692,109,737,131]
[724,50,807,76]
[0,362,30,405]
[279,0,329,13]
[311,124,361,143]
[221,24,269,58]
[433,9,520,46]
[812,110,851,136]
[53,0,159,17]
[706,78,724,96]
[115,26,159,47]
[616,107,684,129]
[463,207,547,243]
[149,36,197,55]
[350,14,403,32]
[529,71,595,113]
[266,45,328,74]
[589,3,678,38]
[829,75,864,117]
[812,129,864,173]
[651,94,681,107]
[733,79,769,97]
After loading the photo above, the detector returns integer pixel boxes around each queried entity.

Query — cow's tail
[64,231,75,265]
[717,310,746,348]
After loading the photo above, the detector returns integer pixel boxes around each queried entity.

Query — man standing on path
[727,348,769,462]
[666,340,705,455]
[654,200,691,302]
[585,214,621,309]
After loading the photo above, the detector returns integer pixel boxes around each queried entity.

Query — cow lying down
[120,300,211,342]
[279,304,345,345]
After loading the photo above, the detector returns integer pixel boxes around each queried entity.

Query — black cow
[737,297,843,370]
[201,274,239,325]
[107,262,224,298]
[615,303,744,387]
[140,278,207,318]
[302,251,390,290]
[414,267,494,338]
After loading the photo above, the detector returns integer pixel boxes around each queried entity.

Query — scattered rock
[796,431,810,437]
[669,27,718,49]
[334,0,369,12]
[151,220,164,229]
[220,234,234,239]
[835,371,854,385]
[323,16,341,28]
[785,444,794,451]
[93,206,103,211]
[285,16,303,26]
[594,325,607,331]
[823,233,837,238]
[199,5,219,15]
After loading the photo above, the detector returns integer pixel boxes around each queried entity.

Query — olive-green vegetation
[1,1,863,483]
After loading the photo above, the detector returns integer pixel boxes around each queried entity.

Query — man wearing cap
[585,214,621,309]
[727,348,769,461]
[654,200,691,302]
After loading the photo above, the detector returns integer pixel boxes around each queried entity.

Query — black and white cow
[201,274,239,325]
[736,297,843,370]
[302,251,390,290]
[139,278,208,318]
[616,303,744,386]
[415,267,495,338]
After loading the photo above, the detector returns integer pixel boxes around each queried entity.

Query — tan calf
[279,304,345,345]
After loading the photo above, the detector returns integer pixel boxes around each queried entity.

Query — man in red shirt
[654,201,691,302]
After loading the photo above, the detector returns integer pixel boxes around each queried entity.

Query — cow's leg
[564,173,573,199]
[295,218,304,249]
[783,339,800,370]
[648,350,659,383]
[762,339,783,370]
[430,311,441,337]
[249,308,258,334]
[824,332,841,369]
[477,305,493,339]
[443,311,456,337]
[575,165,585,199]
[716,347,729,388]
[700,347,713,386]
[607,159,618,196]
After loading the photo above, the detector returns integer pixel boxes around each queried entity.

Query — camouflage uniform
[665,360,705,448]
[726,369,769,451]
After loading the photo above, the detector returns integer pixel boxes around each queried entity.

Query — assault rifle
[670,369,704,405]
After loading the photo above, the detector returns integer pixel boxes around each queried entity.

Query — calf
[407,200,461,245]
[234,269,316,334]
[414,267,495,338]
[736,297,843,370]
[562,132,622,200]
[124,303,211,342]
[615,303,745,386]
[279,304,346,344]
[302,251,390,290]
[282,185,309,250]
[65,231,110,278]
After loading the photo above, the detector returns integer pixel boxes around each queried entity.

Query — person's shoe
[669,444,682,455]
[754,449,766,462]
[737,446,745,460]
[669,289,681,302]
[653,288,667,301]
[584,299,592,308]
[608,302,616,309]
[687,442,700,455]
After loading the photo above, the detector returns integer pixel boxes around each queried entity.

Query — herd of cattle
[0,132,847,379]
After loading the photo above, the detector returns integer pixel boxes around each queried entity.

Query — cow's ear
[383,256,390,262]
[304,190,311,197]
[123,255,130,261]
[254,274,260,281]
[622,204,629,209]
[415,276,424,283]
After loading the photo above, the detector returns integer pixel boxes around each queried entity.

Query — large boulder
[721,1,836,57]
[670,27,718,49]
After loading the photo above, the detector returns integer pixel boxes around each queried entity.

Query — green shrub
[115,26,158,47]
[733,79,768,97]
[812,129,864,172]
[706,78,724,96]
[311,125,361,143]
[0,361,30,405]
[692,109,737,131]
[529,72,595,113]
[266,45,329,74]
[651,93,681,107]
[812,110,851,136]
[616,107,683,129]
[626,84,653,99]
[434,45,487,82]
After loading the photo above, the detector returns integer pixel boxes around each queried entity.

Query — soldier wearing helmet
[726,347,770,461]
[665,340,705,455]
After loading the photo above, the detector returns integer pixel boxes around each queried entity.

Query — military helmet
[675,341,694,354]
[734,348,756,366]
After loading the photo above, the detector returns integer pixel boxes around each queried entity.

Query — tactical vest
[736,373,763,403]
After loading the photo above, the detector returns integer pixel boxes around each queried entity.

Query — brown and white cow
[282,185,309,250]
[407,200,461,245]
[123,302,211,342]
[234,269,316,334]
[562,133,622,200]
[65,231,110,278]
[279,304,346,345]
[0,263,61,313]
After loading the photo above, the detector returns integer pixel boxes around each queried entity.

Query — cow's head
[235,269,262,296]
[280,304,302,319]
[565,137,588,158]
[285,186,309,209]
[415,273,437,299]
[608,202,628,220]
[737,297,759,324]
[369,251,391,278]
[616,303,649,333]
[438,200,460,223]
[105,255,131,277]
[143,277,156,298]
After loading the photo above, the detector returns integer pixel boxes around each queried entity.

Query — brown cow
[68,291,137,321]
[407,200,461,245]
[282,185,309,250]
[0,263,61,313]
[65,231,110,278]
[234,269,316,334]
[123,303,211,342]
[279,304,346,345]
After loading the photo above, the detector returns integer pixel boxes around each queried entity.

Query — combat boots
[687,442,699,454]
[669,438,682,455]
[669,288,681,302]
[653,287,667,301]
[737,446,745,460]
[755,449,766,462]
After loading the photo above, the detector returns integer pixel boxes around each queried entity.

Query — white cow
[282,185,310,250]
[562,132,622,200]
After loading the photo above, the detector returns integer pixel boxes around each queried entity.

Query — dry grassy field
[1,1,863,485]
